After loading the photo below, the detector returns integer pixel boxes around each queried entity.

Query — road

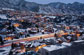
[0,33,55,48]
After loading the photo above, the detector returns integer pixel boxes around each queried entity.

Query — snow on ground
[30,32,49,37]
[30,32,42,37]
[43,45,65,51]
[0,46,11,55]
[74,40,84,43]
[62,42,72,46]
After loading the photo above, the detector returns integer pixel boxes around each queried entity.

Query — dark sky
[25,0,84,4]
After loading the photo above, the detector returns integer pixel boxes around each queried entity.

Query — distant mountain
[0,0,39,12]
[39,2,84,15]
[0,0,84,15]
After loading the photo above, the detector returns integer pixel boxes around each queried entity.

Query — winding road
[0,33,55,48]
